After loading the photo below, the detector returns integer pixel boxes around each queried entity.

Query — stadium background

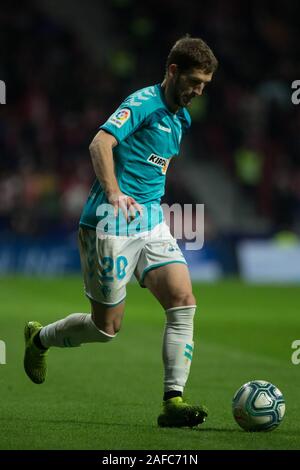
[0,0,300,451]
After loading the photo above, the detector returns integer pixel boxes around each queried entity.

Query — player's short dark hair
[166,35,218,74]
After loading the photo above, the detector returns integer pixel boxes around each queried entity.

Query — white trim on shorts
[140,260,187,287]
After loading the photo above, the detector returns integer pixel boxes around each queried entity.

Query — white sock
[39,313,116,348]
[162,305,196,394]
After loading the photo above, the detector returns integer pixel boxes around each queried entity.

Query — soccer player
[24,35,218,428]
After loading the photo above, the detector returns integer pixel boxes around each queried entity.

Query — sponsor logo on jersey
[108,108,131,128]
[158,123,171,133]
[147,153,170,174]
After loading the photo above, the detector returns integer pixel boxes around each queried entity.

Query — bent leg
[90,298,125,336]
[24,301,124,384]
[24,227,131,384]
[39,300,125,348]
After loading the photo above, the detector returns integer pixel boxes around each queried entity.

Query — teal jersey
[80,83,191,234]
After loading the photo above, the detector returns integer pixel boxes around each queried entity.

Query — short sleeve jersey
[80,83,191,234]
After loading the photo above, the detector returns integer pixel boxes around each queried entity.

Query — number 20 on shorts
[100,256,128,281]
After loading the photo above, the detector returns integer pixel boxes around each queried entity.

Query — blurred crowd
[1,0,300,236]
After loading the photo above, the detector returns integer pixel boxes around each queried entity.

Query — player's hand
[108,192,143,222]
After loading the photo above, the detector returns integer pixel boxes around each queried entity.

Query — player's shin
[39,313,116,348]
[162,305,196,397]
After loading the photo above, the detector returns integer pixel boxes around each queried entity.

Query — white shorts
[78,222,187,306]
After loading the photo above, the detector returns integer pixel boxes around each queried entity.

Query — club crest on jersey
[108,108,131,128]
[147,153,170,175]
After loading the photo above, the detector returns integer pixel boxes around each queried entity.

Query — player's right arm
[89,129,142,220]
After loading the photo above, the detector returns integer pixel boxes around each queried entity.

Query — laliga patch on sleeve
[108,108,131,128]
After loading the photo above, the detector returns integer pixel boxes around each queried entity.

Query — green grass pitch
[0,276,299,450]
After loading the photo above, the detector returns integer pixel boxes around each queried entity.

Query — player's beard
[173,75,194,108]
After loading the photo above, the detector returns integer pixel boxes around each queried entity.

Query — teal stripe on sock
[184,351,193,361]
[185,344,193,352]
[63,337,72,347]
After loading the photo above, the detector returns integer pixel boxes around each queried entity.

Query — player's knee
[102,320,122,336]
[168,292,196,308]
[91,299,124,336]
[101,324,117,336]
[91,314,120,337]
[113,321,122,334]
[92,319,116,336]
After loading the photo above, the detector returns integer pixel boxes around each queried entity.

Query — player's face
[173,67,213,107]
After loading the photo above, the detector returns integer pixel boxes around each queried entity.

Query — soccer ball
[232,380,285,431]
